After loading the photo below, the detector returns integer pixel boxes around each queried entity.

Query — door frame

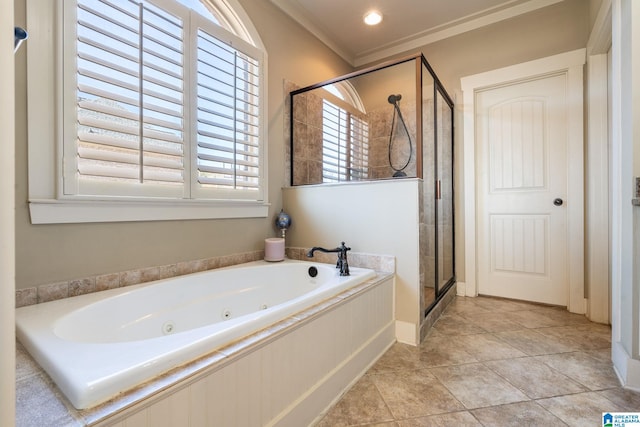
[461,49,587,313]
[585,0,611,325]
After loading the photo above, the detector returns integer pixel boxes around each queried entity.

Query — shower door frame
[423,55,456,317]
[289,53,427,184]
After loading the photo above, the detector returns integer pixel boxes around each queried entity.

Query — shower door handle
[436,180,441,200]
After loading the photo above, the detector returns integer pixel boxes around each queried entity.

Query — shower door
[436,88,454,294]
[421,63,436,312]
[421,60,454,316]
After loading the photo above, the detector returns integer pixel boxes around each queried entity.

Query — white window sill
[29,199,270,224]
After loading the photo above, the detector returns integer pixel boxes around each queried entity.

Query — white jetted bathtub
[16,259,377,410]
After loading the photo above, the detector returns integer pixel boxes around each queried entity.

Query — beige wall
[372,0,590,93]
[590,0,605,30]
[2,0,16,423]
[14,0,591,290]
[13,0,352,290]
[358,0,590,282]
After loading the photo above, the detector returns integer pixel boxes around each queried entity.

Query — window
[67,0,263,199]
[27,0,268,223]
[321,83,369,182]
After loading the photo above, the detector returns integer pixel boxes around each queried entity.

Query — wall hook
[14,27,28,53]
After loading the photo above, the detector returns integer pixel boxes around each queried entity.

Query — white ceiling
[270,0,564,66]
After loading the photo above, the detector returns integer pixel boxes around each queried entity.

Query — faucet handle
[337,242,351,276]
[339,241,351,252]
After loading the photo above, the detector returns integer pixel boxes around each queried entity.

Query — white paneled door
[476,73,570,305]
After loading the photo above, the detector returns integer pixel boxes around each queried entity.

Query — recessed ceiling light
[363,10,382,26]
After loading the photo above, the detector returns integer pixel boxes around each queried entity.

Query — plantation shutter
[65,0,264,201]
[194,23,262,197]
[322,100,369,182]
[349,115,369,180]
[322,100,348,182]
[69,0,186,197]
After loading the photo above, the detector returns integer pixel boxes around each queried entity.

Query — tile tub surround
[15,248,395,308]
[317,295,639,426]
[16,271,395,426]
[287,247,395,273]
[15,251,263,308]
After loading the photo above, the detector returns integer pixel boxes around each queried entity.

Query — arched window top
[175,0,263,48]
[176,0,221,23]
[326,81,366,114]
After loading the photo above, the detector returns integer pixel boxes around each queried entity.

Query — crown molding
[271,0,564,67]
[270,0,355,64]
[353,0,564,66]
[587,0,612,55]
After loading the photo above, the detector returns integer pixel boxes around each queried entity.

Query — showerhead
[387,94,402,104]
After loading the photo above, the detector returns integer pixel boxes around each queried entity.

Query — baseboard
[612,341,640,389]
[395,320,418,345]
[456,281,466,296]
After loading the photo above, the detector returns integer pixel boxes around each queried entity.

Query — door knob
[553,198,564,206]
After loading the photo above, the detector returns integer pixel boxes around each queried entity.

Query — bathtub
[15,259,377,410]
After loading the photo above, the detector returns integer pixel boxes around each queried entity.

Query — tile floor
[317,296,640,427]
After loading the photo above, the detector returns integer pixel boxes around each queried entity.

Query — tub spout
[306,242,350,276]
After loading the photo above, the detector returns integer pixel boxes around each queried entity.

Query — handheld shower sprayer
[387,93,412,177]
[387,94,402,104]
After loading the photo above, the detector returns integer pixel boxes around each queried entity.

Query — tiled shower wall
[368,103,417,179]
[288,81,325,185]
[286,80,419,185]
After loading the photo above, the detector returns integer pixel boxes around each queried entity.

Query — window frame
[26,0,269,224]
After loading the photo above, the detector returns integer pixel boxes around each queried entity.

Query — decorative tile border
[16,249,395,308]
[286,247,395,273]
[15,251,265,308]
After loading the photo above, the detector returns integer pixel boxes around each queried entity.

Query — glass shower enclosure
[289,53,455,318]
